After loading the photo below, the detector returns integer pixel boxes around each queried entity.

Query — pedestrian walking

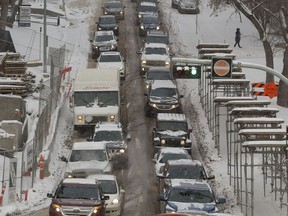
[234,28,242,48]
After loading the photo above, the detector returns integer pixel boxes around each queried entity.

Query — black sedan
[139,14,161,36]
[96,15,119,35]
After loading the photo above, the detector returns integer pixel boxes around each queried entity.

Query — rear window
[146,35,169,44]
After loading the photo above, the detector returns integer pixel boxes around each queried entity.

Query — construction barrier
[39,154,44,179]
[251,82,279,99]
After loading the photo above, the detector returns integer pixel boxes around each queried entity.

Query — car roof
[157,113,186,122]
[87,173,117,181]
[170,179,212,191]
[95,31,115,36]
[72,141,107,150]
[139,1,157,6]
[144,42,168,48]
[94,121,122,132]
[62,178,99,185]
[166,159,203,166]
[159,147,188,154]
[147,30,168,36]
[99,51,121,56]
[151,80,177,89]
[147,67,171,73]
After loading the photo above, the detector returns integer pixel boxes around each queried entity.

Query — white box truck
[71,68,120,131]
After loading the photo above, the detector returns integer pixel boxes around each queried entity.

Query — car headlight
[110,115,116,121]
[141,60,146,65]
[160,139,166,145]
[138,14,142,18]
[92,206,102,213]
[112,198,119,204]
[111,44,117,49]
[119,149,125,154]
[146,84,149,89]
[85,115,93,123]
[156,26,160,30]
[165,61,170,66]
[120,11,123,14]
[77,115,84,123]
[98,27,102,30]
[52,204,61,212]
[104,11,108,14]
[140,25,144,29]
[171,104,179,109]
[180,140,186,145]
[149,102,157,108]
[114,26,118,30]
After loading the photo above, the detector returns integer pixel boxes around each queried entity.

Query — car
[143,67,173,92]
[136,2,158,24]
[88,121,130,169]
[171,0,180,8]
[158,159,215,192]
[64,141,112,178]
[158,179,226,213]
[144,80,183,117]
[97,15,119,35]
[137,0,159,6]
[137,43,171,74]
[47,178,109,216]
[177,0,200,14]
[144,30,170,45]
[152,147,191,176]
[102,1,125,20]
[87,174,125,216]
[96,51,126,79]
[152,113,192,153]
[90,31,118,58]
[139,14,161,36]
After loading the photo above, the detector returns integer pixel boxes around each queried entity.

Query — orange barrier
[39,154,44,179]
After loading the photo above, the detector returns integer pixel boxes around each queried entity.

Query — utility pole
[43,0,47,73]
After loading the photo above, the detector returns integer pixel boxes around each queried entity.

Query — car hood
[157,130,187,137]
[142,54,170,61]
[97,62,123,69]
[99,23,117,28]
[104,140,127,149]
[105,8,122,12]
[93,41,117,47]
[67,161,112,173]
[149,96,178,104]
[53,198,102,206]
[166,201,217,213]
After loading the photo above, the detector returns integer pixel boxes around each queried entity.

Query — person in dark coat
[234,28,242,48]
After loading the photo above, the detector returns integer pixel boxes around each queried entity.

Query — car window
[146,35,168,44]
[56,184,100,200]
[147,71,171,80]
[100,17,116,24]
[167,165,204,179]
[99,54,121,62]
[168,188,213,203]
[138,5,157,13]
[95,35,114,42]
[98,180,117,194]
[145,47,167,55]
[157,121,187,131]
[151,87,177,97]
[94,131,123,141]
[142,16,159,24]
[159,153,188,163]
[70,149,108,162]
[105,2,122,8]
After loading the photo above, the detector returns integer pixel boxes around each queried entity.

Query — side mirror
[207,175,215,180]
[158,194,166,201]
[179,95,184,98]
[47,193,53,198]
[152,158,156,163]
[216,195,226,204]
[120,189,125,194]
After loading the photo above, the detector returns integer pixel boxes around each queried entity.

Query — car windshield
[145,47,167,55]
[147,71,171,80]
[157,121,187,131]
[100,16,116,24]
[70,149,108,162]
[98,180,117,194]
[142,16,159,24]
[99,54,121,62]
[74,91,118,107]
[105,2,122,8]
[159,153,188,163]
[95,35,114,42]
[168,188,214,203]
[56,184,100,200]
[146,35,168,44]
[94,131,123,141]
[138,5,157,13]
[167,165,205,179]
[151,87,177,97]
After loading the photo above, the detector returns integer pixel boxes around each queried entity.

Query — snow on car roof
[139,1,157,6]
[94,121,122,132]
[157,113,186,122]
[63,178,98,185]
[100,51,121,56]
[151,80,177,89]
[167,159,202,166]
[72,141,107,150]
[144,42,168,48]
[170,179,212,191]
[159,147,188,154]
[87,173,116,181]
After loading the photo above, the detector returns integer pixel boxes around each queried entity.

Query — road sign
[264,82,278,99]
[211,57,232,78]
[18,5,31,27]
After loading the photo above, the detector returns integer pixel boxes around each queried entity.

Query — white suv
[137,43,171,74]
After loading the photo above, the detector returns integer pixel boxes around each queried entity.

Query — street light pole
[43,0,47,73]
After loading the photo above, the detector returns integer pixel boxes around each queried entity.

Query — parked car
[88,121,130,169]
[158,179,226,213]
[152,113,192,153]
[96,51,126,79]
[144,30,170,45]
[64,141,112,178]
[90,31,118,58]
[139,14,161,36]
[177,0,200,14]
[143,67,173,92]
[102,1,125,20]
[152,147,191,176]
[137,43,171,74]
[97,15,119,35]
[47,178,109,216]
[136,1,158,24]
[144,80,183,117]
[88,174,125,216]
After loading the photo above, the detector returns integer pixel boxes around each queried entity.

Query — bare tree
[209,0,288,107]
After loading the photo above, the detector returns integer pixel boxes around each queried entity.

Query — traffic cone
[39,154,44,179]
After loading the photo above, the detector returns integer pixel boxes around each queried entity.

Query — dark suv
[102,1,125,20]
[97,15,119,35]
[47,178,109,216]
[153,113,191,152]
[139,14,161,36]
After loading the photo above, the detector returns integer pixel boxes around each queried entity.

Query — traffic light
[173,64,201,79]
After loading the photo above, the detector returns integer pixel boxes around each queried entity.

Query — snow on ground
[0,0,287,215]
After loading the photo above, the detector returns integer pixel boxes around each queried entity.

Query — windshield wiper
[79,97,93,107]
[99,98,113,107]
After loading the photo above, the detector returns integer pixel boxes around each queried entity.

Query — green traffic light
[190,67,197,76]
